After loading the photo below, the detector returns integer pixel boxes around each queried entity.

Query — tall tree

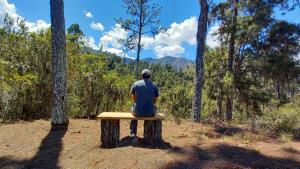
[210,0,299,123]
[117,0,162,78]
[50,0,69,125]
[67,23,84,44]
[192,0,209,122]
[260,21,300,100]
[225,0,238,122]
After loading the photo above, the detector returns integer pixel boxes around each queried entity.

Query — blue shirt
[130,79,159,116]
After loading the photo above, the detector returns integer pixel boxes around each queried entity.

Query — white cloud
[84,11,93,18]
[82,36,134,59]
[296,53,300,60]
[0,0,18,26]
[25,20,50,32]
[98,17,197,58]
[97,16,220,58]
[104,47,133,59]
[154,45,185,58]
[100,24,127,50]
[140,16,197,57]
[82,36,99,50]
[155,16,198,46]
[141,35,155,49]
[90,22,104,31]
[98,24,134,58]
[206,24,220,48]
[141,16,220,57]
[105,47,133,59]
[0,0,50,32]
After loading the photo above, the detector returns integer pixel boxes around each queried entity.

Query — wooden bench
[97,112,165,148]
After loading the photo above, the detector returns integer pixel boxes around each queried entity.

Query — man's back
[131,79,159,116]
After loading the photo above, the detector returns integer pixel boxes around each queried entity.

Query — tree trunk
[217,91,223,120]
[275,80,281,99]
[227,0,238,72]
[136,39,141,79]
[144,120,162,145]
[50,0,68,125]
[225,0,238,122]
[216,69,223,120]
[192,0,208,122]
[135,0,144,79]
[281,79,286,99]
[101,119,120,148]
[225,96,233,121]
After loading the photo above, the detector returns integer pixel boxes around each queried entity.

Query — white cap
[142,69,151,76]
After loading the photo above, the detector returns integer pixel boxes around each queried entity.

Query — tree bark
[144,120,162,145]
[216,69,223,120]
[135,0,144,79]
[50,0,69,125]
[225,0,238,122]
[225,96,233,121]
[227,0,238,73]
[217,91,223,120]
[275,80,281,99]
[192,0,208,122]
[101,119,120,148]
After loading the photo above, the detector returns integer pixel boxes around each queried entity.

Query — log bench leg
[100,119,120,148]
[144,120,162,145]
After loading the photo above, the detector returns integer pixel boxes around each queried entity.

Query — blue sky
[1,0,299,60]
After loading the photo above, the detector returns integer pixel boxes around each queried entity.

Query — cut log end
[100,119,120,148]
[144,120,162,145]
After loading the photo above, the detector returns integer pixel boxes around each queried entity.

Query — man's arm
[130,84,136,102]
[153,84,159,104]
[153,97,158,104]
[131,94,136,102]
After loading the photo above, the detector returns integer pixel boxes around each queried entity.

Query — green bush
[258,95,300,133]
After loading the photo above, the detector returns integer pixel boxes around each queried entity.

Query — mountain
[80,48,194,71]
[81,47,101,54]
[142,56,194,71]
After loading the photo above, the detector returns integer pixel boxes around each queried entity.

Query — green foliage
[1,3,299,138]
[116,0,162,51]
[258,94,300,134]
[0,17,195,122]
[68,54,135,118]
[0,16,53,122]
[138,62,194,119]
[67,23,84,44]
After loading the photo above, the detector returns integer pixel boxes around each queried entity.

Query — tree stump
[144,120,162,145]
[100,119,120,148]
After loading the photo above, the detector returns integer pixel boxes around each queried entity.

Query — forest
[1,0,299,133]
[0,0,300,168]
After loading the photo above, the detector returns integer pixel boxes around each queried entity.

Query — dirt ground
[0,119,299,169]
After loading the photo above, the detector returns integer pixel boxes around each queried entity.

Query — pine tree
[192,0,209,122]
[50,0,69,125]
[117,0,162,78]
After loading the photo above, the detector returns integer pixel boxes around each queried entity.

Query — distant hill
[80,48,194,71]
[142,56,194,71]
[81,47,101,54]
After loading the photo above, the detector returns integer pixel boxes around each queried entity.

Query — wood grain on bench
[97,112,165,120]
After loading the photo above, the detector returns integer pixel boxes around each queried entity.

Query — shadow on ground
[162,144,300,169]
[293,128,300,141]
[283,147,300,155]
[0,125,68,169]
[214,125,245,136]
[119,136,172,149]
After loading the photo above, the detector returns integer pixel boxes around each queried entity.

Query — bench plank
[97,112,165,120]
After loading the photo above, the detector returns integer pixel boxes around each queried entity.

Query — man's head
[142,69,151,79]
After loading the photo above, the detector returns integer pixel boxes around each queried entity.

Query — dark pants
[130,120,138,135]
[130,107,156,136]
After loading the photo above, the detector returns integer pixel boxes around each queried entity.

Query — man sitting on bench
[130,69,159,140]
